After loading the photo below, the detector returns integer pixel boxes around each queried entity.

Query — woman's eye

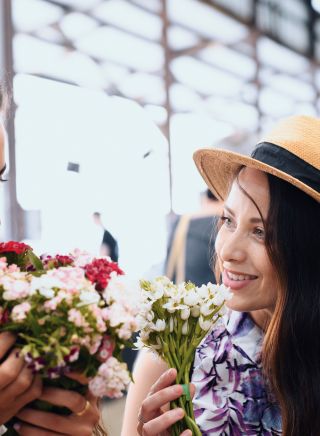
[220,215,233,227]
[253,227,265,239]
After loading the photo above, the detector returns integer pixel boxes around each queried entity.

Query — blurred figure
[165,189,223,286]
[92,211,119,262]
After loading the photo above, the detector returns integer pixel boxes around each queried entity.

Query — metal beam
[0,0,26,241]
[161,0,173,212]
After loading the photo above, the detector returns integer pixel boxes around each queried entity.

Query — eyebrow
[224,205,263,224]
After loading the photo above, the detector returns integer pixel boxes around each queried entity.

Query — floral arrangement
[135,276,232,436]
[0,241,139,433]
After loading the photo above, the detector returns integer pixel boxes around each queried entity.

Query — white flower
[134,335,145,350]
[30,276,60,296]
[151,319,166,332]
[197,285,209,300]
[147,311,155,322]
[162,297,188,313]
[77,290,101,307]
[199,316,212,331]
[180,307,190,320]
[184,290,201,306]
[200,302,215,317]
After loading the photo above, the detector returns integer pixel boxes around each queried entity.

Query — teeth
[227,272,253,281]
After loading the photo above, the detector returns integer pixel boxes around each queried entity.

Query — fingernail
[13,422,21,432]
[173,385,183,395]
[174,408,184,419]
[167,368,176,377]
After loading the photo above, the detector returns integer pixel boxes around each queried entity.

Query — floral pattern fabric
[192,310,282,435]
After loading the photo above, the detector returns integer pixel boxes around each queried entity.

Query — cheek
[214,228,224,260]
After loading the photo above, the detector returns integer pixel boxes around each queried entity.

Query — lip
[222,269,258,291]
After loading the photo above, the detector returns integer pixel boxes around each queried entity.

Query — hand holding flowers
[135,276,232,435]
[0,242,139,434]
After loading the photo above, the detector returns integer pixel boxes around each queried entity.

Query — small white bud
[180,307,190,320]
[199,316,211,331]
[191,305,200,317]
[153,319,166,332]
[169,317,174,332]
[182,320,189,335]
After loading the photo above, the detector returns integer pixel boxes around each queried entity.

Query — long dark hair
[261,173,320,435]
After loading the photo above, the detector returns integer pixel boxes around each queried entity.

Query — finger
[13,420,67,436]
[142,408,184,435]
[0,348,25,389]
[65,372,88,385]
[143,384,184,418]
[181,430,192,436]
[16,409,73,434]
[15,375,42,410]
[39,387,89,415]
[38,387,99,426]
[2,365,34,400]
[148,368,177,397]
[0,332,16,359]
[189,383,196,399]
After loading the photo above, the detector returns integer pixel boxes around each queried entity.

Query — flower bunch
[0,241,139,435]
[135,276,232,436]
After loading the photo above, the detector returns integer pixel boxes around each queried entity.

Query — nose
[216,228,247,264]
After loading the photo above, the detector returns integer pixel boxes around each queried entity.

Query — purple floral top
[192,310,282,435]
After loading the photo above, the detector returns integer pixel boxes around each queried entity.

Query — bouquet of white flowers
[135,277,232,436]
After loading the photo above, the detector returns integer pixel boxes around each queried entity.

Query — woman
[0,85,101,435]
[122,115,320,436]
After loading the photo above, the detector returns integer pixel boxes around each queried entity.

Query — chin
[226,298,254,313]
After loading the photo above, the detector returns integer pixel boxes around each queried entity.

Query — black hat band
[252,142,320,193]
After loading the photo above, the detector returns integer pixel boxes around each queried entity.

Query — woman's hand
[14,372,100,435]
[137,368,194,436]
[0,332,42,425]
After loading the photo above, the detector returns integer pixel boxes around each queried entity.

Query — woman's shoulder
[195,310,264,365]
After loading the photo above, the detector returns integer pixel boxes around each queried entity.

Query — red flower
[41,254,74,269]
[84,258,124,292]
[97,336,115,362]
[0,241,31,255]
[0,308,10,325]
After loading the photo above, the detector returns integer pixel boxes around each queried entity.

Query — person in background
[0,83,101,435]
[165,189,223,286]
[93,211,119,262]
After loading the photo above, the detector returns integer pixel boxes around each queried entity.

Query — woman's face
[215,167,277,314]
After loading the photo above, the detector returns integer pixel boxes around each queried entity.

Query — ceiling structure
[1,0,320,239]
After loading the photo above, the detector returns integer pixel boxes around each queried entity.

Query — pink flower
[0,257,7,271]
[89,357,130,398]
[11,302,31,322]
[1,275,30,300]
[68,308,88,328]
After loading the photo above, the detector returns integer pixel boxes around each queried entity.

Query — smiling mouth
[225,270,258,281]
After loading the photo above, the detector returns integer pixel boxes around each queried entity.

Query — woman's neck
[249,309,273,331]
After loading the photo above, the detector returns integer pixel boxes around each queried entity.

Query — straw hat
[193,115,320,203]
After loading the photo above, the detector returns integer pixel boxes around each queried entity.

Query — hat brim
[193,148,320,203]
